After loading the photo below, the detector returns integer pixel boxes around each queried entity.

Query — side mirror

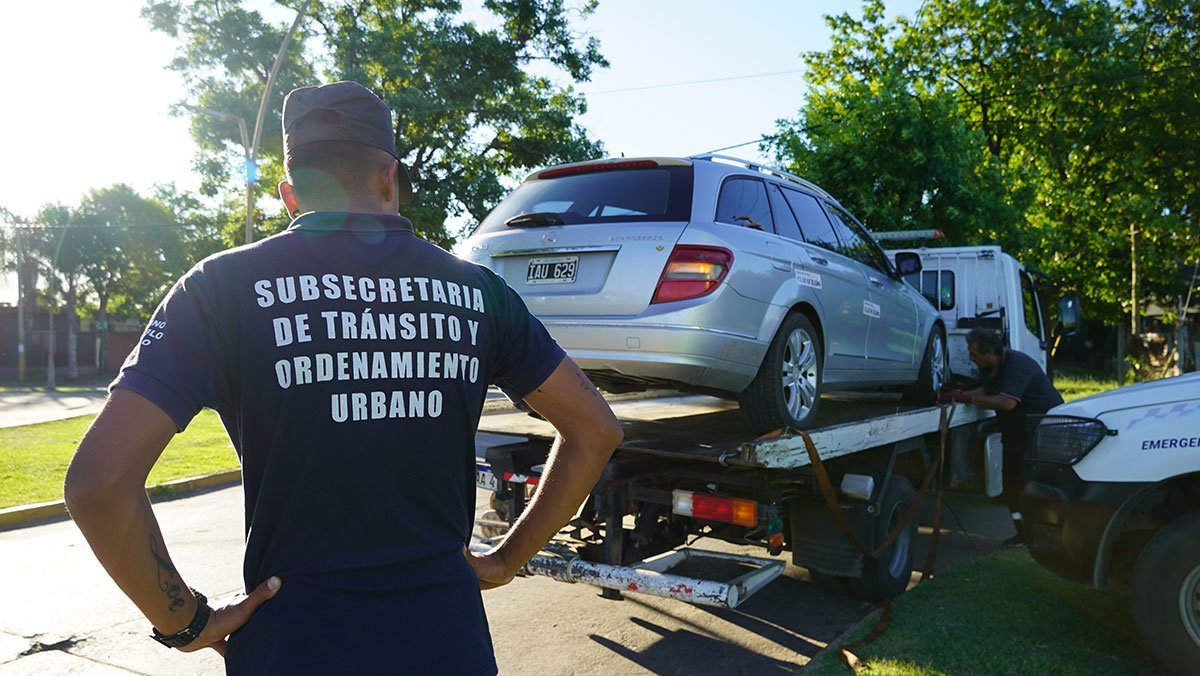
[894,251,922,276]
[1057,294,1080,336]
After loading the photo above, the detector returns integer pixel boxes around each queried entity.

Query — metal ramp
[522,544,785,609]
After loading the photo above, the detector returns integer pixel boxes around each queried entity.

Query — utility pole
[46,227,68,389]
[15,226,25,382]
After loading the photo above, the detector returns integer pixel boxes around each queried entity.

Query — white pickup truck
[1023,372,1200,674]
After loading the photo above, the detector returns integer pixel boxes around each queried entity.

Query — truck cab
[879,233,1050,382]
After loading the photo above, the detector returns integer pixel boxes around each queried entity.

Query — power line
[586,68,807,95]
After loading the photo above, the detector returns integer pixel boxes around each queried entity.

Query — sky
[0,0,923,304]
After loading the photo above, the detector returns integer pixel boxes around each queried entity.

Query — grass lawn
[1054,371,1120,402]
[804,548,1160,675]
[0,409,238,510]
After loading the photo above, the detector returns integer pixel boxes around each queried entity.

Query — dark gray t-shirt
[112,211,563,674]
[981,348,1064,447]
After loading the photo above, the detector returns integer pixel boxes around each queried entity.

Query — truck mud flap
[522,545,785,609]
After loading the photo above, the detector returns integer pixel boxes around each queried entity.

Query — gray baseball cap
[282,81,412,203]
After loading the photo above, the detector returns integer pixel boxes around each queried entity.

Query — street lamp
[182,0,312,245]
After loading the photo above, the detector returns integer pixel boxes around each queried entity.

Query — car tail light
[651,246,733,304]
[672,489,758,527]
[537,160,659,179]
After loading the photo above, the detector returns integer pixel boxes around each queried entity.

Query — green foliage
[146,0,608,246]
[771,0,1200,324]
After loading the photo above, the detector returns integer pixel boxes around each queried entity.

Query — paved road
[0,390,108,428]
[0,395,1016,674]
[0,481,1014,675]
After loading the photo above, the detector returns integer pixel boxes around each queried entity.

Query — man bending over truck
[941,327,1063,546]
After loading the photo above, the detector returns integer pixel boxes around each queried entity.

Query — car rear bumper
[542,320,766,394]
[1021,464,1150,587]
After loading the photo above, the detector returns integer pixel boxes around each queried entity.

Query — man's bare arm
[467,356,622,586]
[64,388,278,654]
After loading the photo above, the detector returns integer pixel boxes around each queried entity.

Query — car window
[826,206,891,273]
[781,189,840,252]
[766,183,802,240]
[715,178,774,232]
[904,270,956,310]
[475,165,693,234]
[1021,270,1044,340]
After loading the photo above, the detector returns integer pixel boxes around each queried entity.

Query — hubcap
[1181,562,1200,647]
[931,333,947,392]
[781,328,818,422]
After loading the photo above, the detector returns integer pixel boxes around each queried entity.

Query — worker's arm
[962,387,1019,411]
[64,388,278,655]
[466,356,622,587]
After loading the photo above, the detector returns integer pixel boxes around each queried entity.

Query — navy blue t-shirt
[112,212,564,675]
[981,348,1064,448]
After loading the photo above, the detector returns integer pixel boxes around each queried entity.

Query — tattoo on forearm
[149,537,185,612]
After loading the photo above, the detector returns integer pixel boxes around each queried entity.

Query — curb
[800,605,885,673]
[0,469,243,531]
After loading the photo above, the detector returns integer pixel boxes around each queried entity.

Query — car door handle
[869,277,884,288]
[811,257,829,266]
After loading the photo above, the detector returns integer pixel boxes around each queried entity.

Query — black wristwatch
[151,589,211,649]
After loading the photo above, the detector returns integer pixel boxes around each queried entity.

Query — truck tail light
[651,246,733,304]
[672,489,758,527]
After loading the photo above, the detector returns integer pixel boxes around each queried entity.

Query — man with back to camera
[940,327,1063,546]
[64,81,623,674]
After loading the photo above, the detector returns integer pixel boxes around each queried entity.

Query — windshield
[475,165,694,235]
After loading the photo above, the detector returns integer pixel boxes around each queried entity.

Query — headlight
[1032,416,1114,464]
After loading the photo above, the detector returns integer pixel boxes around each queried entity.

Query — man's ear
[381,160,399,206]
[279,181,300,217]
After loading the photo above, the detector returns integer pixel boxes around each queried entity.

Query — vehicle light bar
[652,245,733,304]
[537,160,659,180]
[672,489,758,527]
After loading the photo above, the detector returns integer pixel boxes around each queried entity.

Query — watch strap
[151,589,211,649]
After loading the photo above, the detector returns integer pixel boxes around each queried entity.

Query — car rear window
[475,165,694,234]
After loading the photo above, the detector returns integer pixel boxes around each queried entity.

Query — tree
[69,185,185,372]
[145,0,607,247]
[772,0,1200,331]
[767,1,1020,246]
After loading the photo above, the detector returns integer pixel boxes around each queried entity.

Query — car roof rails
[688,153,835,202]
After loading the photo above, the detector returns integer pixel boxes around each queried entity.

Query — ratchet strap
[794,401,957,670]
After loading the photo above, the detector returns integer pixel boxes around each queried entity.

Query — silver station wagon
[460,155,947,433]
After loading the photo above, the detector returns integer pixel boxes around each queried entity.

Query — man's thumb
[238,576,282,615]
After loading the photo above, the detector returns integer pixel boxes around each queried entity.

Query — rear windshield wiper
[505,212,564,228]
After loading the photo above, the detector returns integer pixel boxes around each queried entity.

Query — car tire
[1131,509,1200,675]
[902,325,948,405]
[739,313,823,434]
[850,476,917,601]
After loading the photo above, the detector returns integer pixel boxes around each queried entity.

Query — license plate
[476,466,499,491]
[526,256,578,285]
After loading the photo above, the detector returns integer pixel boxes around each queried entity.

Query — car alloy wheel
[782,327,819,422]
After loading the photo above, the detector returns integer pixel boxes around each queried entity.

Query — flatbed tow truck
[474,392,995,608]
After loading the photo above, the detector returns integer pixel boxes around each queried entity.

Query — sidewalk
[0,389,108,429]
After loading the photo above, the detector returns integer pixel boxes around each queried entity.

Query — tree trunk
[97,293,109,376]
[1130,222,1139,335]
[67,277,79,380]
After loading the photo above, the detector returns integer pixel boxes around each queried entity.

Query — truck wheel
[739,313,823,434]
[851,476,917,601]
[902,326,947,405]
[1131,510,1200,675]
